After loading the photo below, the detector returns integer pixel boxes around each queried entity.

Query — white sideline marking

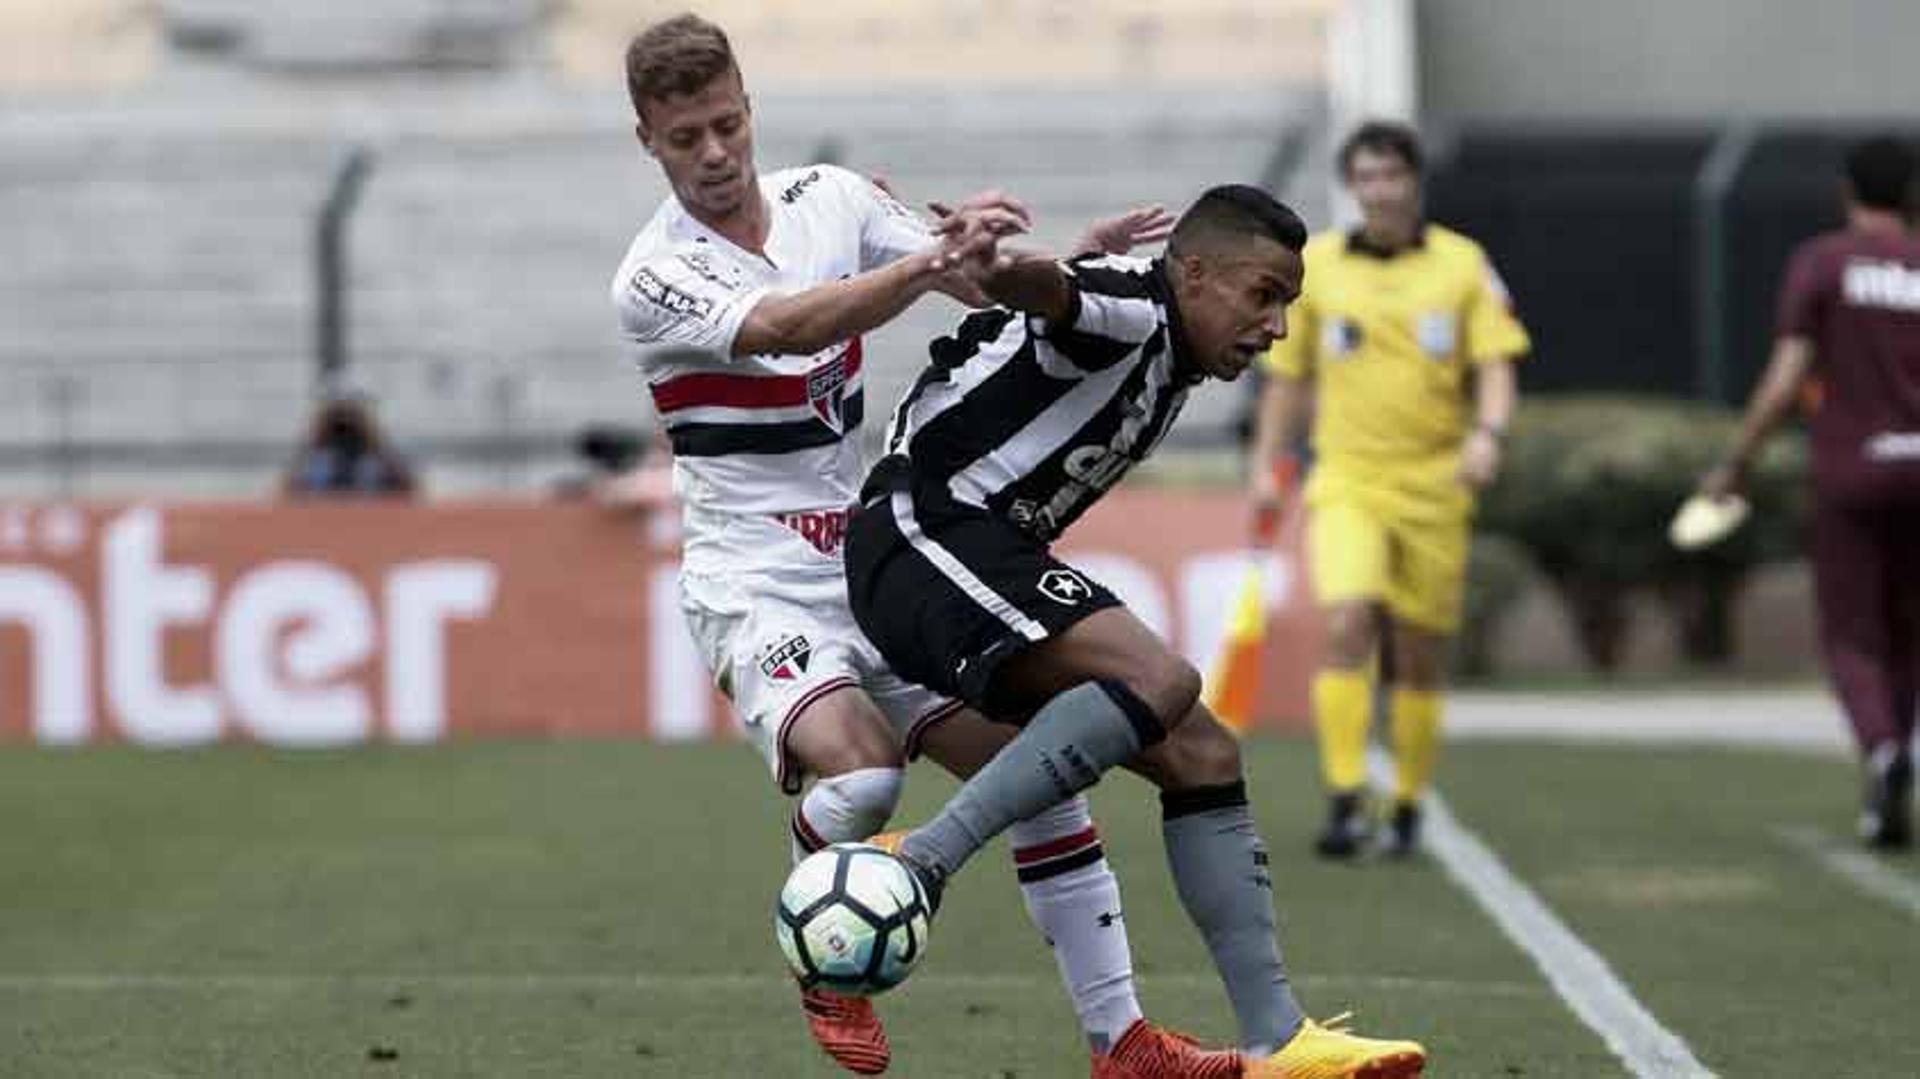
[1371,751,1716,1078]
[0,971,1542,998]
[1773,825,1920,920]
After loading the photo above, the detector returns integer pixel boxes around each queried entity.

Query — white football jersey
[611,164,933,534]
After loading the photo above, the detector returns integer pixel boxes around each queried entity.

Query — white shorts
[679,507,959,794]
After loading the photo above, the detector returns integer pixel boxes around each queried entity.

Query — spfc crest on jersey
[758,634,813,682]
[805,340,860,433]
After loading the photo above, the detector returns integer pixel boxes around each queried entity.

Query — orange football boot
[1091,1018,1245,1079]
[798,984,890,1075]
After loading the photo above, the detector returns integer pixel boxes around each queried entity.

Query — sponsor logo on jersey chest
[780,169,823,204]
[631,268,714,319]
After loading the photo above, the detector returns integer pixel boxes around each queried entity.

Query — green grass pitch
[2,737,1915,1077]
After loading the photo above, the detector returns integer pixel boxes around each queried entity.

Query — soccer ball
[774,842,932,996]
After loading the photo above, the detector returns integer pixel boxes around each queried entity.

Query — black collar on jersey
[1345,223,1428,259]
[1149,258,1207,386]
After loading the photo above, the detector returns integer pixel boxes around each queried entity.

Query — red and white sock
[1008,794,1143,1051]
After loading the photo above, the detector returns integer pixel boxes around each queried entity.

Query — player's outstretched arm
[923,197,1173,320]
[732,249,947,357]
[732,203,1025,357]
[1700,335,1815,496]
[968,251,1074,323]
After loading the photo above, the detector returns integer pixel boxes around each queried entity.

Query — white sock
[790,767,904,864]
[1008,795,1144,1051]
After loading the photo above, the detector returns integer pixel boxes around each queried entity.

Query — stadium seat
[0,0,158,91]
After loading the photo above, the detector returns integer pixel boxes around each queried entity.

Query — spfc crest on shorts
[758,634,813,682]
[806,342,857,433]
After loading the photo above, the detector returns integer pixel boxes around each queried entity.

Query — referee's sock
[1389,687,1443,804]
[1312,667,1372,793]
[899,680,1162,886]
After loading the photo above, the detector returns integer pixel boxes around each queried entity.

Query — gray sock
[900,680,1162,881]
[1161,781,1304,1056]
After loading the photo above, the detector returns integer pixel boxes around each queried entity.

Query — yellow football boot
[1246,1014,1425,1078]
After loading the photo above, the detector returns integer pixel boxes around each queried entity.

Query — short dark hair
[1167,185,1307,258]
[1844,136,1916,213]
[625,13,739,119]
[1338,120,1423,176]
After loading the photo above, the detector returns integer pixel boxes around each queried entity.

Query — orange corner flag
[1204,556,1271,733]
[1204,461,1297,734]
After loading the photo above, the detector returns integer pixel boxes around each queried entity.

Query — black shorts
[846,459,1121,717]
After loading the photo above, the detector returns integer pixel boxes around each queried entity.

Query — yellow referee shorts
[1304,475,1470,634]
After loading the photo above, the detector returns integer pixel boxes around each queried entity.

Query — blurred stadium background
[4,2,1919,1076]
[5,0,1917,496]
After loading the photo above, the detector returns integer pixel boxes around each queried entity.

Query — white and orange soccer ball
[774,842,931,997]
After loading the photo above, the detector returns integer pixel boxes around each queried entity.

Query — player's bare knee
[1192,716,1245,781]
[1131,656,1202,729]
[1167,661,1204,724]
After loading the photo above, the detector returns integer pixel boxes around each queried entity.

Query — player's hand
[1074,204,1176,256]
[871,174,1031,255]
[932,267,995,308]
[929,201,1027,273]
[927,214,1010,273]
[928,190,1032,244]
[868,175,992,288]
[938,188,1033,231]
[930,217,1016,274]
[1248,467,1285,543]
[1459,428,1502,488]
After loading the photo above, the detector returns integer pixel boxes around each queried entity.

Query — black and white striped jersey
[878,254,1201,541]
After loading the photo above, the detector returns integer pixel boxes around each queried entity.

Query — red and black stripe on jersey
[650,338,864,457]
[1011,825,1105,883]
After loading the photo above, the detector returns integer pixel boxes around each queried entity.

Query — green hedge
[1456,533,1535,679]
[1473,396,1809,671]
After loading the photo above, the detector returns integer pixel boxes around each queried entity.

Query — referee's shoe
[1313,791,1372,860]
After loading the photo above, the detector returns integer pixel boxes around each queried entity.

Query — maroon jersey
[1776,227,1920,501]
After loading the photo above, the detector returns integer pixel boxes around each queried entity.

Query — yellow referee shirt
[1264,223,1530,504]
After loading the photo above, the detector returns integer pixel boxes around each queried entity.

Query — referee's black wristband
[1475,423,1508,441]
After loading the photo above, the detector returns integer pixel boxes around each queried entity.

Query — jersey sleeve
[1055,255,1163,345]
[613,251,768,360]
[1775,242,1829,341]
[1263,288,1316,379]
[833,166,935,270]
[1464,250,1531,364]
